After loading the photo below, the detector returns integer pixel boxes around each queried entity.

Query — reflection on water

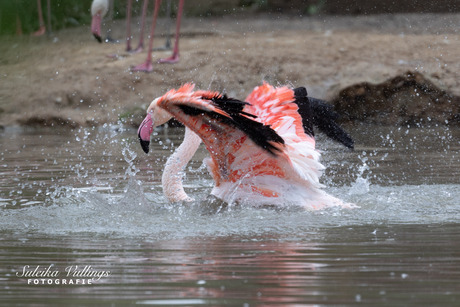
[0,125,459,305]
[2,225,460,306]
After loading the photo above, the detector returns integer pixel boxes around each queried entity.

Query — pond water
[0,124,459,306]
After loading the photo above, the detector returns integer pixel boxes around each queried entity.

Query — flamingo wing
[153,83,351,208]
[308,97,354,149]
[244,83,326,188]
[155,85,292,189]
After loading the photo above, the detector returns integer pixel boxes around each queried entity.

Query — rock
[332,71,460,126]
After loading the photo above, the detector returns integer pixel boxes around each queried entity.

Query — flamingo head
[91,13,103,43]
[91,0,109,43]
[138,98,173,153]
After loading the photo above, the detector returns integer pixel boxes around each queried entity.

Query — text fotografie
[16,265,111,285]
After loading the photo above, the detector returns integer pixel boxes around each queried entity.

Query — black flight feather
[293,87,315,138]
[178,96,284,156]
[293,87,354,149]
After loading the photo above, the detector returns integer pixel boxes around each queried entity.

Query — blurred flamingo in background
[91,0,183,71]
[131,0,184,71]
[138,83,354,209]
[29,0,51,36]
[91,0,150,50]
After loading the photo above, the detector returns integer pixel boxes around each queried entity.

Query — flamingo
[32,0,51,36]
[137,83,354,209]
[91,0,109,43]
[91,0,183,70]
[91,0,148,50]
[131,0,184,71]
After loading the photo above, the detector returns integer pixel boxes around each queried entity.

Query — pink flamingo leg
[46,0,52,33]
[133,0,149,53]
[16,14,23,36]
[126,0,133,51]
[32,0,46,36]
[131,0,162,72]
[158,0,183,64]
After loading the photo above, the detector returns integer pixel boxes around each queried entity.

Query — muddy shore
[1,13,459,128]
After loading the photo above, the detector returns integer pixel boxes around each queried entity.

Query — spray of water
[0,126,459,238]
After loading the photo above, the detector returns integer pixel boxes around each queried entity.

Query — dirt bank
[0,13,459,128]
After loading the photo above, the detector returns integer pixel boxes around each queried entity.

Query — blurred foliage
[0,0,91,35]
[0,0,146,36]
[1,0,458,36]
[0,0,331,35]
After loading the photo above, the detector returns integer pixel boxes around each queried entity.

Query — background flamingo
[91,0,183,71]
[14,0,51,36]
[91,0,150,50]
[131,0,184,71]
[138,83,354,209]
[32,0,51,36]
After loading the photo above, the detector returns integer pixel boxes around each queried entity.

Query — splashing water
[1,124,460,307]
[0,125,459,239]
[348,156,371,195]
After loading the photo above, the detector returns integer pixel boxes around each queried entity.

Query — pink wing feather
[245,83,324,188]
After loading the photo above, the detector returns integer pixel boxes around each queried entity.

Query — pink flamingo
[32,0,51,36]
[91,0,147,51]
[91,0,106,42]
[91,0,112,43]
[138,83,354,209]
[91,0,183,70]
[131,0,184,71]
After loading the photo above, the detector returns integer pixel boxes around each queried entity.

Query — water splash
[121,139,139,178]
[0,126,459,239]
[348,156,370,195]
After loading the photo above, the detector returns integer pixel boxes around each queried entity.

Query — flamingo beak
[91,13,103,43]
[138,113,154,153]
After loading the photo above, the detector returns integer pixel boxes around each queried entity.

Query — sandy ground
[0,13,459,128]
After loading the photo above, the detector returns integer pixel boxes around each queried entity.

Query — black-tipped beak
[93,33,102,43]
[138,113,154,154]
[139,133,150,154]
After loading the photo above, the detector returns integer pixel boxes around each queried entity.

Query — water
[0,124,459,306]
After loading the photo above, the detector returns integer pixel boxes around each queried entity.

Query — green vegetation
[0,0,325,36]
[0,0,149,36]
[0,0,333,36]
[1,0,458,36]
[1,0,90,35]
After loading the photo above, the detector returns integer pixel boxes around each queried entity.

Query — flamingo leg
[126,0,133,51]
[158,0,183,64]
[152,0,172,51]
[46,0,52,34]
[105,0,116,42]
[161,0,172,50]
[133,0,149,53]
[131,0,162,72]
[16,15,23,36]
[32,0,46,36]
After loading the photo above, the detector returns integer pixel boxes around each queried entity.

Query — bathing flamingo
[138,83,354,209]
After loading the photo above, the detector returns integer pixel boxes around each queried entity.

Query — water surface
[0,125,459,305]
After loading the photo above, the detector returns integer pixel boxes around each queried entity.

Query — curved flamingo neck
[162,127,202,203]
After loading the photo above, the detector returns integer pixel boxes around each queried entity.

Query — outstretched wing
[292,87,354,149]
[309,97,354,149]
[155,84,291,187]
[244,83,325,188]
